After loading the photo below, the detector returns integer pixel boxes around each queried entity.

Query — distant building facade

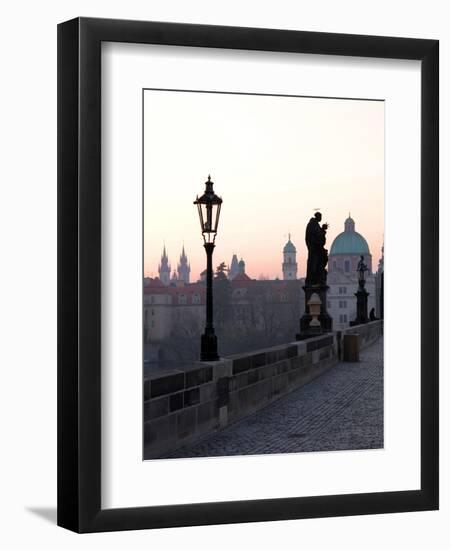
[327,216,376,329]
[145,222,381,355]
[144,242,305,358]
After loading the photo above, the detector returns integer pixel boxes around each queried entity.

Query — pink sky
[144,91,384,280]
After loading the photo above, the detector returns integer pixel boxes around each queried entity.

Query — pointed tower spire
[180,243,187,261]
[229,254,239,280]
[158,243,171,285]
[177,244,190,284]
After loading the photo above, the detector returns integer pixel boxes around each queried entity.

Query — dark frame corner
[57,17,439,533]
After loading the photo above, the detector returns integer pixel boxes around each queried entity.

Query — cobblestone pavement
[168,337,383,458]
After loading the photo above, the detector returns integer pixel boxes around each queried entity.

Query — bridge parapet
[337,320,383,360]
[144,321,383,459]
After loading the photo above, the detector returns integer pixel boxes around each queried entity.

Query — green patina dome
[330,216,370,256]
[283,235,296,253]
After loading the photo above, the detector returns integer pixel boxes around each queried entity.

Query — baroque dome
[330,216,370,256]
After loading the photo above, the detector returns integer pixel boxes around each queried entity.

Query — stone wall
[144,333,338,459]
[143,321,383,459]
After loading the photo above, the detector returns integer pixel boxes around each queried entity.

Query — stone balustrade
[144,320,383,459]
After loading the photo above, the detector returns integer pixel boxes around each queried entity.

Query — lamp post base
[200,329,219,362]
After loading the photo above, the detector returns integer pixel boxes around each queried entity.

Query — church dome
[283,236,296,253]
[330,216,370,256]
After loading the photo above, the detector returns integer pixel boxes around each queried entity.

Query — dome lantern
[344,214,355,232]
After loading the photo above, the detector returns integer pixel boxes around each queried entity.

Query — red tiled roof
[144,276,304,297]
[144,277,166,289]
[144,280,206,303]
[231,273,253,283]
[172,285,205,297]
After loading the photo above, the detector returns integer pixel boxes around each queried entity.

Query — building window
[178,294,187,304]
[344,260,350,272]
[150,296,155,304]
[339,300,347,309]
[339,314,348,323]
[339,286,347,294]
[192,293,201,304]
[151,309,155,316]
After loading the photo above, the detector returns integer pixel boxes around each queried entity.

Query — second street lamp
[194,175,222,361]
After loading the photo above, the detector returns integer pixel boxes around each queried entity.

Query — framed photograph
[58,17,438,532]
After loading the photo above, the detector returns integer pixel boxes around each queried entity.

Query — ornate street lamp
[194,175,222,361]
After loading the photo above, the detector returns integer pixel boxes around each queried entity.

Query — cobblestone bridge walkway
[168,337,383,458]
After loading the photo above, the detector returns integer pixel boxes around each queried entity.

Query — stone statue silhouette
[298,211,333,338]
[305,212,329,286]
[357,255,368,285]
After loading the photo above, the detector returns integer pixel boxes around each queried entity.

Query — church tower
[158,245,171,286]
[229,254,239,280]
[177,245,191,284]
[238,258,246,275]
[282,234,297,280]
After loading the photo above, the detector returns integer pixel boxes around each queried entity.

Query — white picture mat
[101,42,421,509]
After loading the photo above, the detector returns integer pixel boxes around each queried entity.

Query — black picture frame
[57,17,439,533]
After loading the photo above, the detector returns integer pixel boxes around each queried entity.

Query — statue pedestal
[296,284,333,340]
[350,287,369,326]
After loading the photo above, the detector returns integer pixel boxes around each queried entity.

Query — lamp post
[194,175,222,361]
